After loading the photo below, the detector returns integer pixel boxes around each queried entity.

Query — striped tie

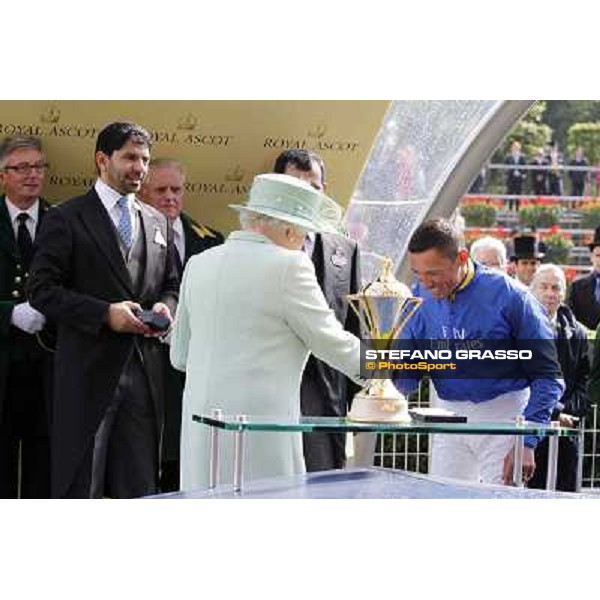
[116,196,133,249]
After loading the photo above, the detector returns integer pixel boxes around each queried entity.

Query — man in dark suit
[530,147,549,196]
[568,226,600,331]
[139,157,223,492]
[568,146,589,197]
[0,135,54,498]
[505,140,528,211]
[274,149,362,471]
[528,265,589,492]
[27,123,179,499]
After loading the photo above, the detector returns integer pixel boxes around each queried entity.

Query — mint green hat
[230,173,343,234]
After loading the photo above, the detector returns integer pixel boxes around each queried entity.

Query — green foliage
[518,205,560,228]
[524,101,547,123]
[493,120,553,162]
[544,101,600,149]
[461,202,497,227]
[567,123,600,165]
[580,203,600,229]
[543,233,573,264]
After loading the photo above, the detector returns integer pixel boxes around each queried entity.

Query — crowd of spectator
[469,142,597,200]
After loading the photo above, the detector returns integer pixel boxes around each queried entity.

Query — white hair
[239,209,307,238]
[470,236,507,264]
[530,263,566,295]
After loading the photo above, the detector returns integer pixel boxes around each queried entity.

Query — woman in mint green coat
[170,174,364,491]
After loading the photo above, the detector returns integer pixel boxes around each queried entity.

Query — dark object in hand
[134,309,171,332]
[409,408,467,423]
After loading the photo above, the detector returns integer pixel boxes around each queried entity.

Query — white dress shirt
[5,197,39,240]
[94,178,139,242]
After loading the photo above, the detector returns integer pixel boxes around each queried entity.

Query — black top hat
[589,226,600,251]
[511,235,545,260]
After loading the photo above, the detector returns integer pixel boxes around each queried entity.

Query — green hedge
[580,204,600,229]
[567,122,600,165]
[543,234,573,264]
[519,205,560,228]
[461,203,497,227]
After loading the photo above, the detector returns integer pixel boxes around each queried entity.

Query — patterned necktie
[16,212,34,271]
[595,274,600,304]
[116,196,133,250]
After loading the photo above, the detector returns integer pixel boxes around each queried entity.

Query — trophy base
[347,380,411,423]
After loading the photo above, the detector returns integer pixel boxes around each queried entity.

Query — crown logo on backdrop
[40,104,61,124]
[177,113,198,130]
[307,124,327,139]
[225,165,245,182]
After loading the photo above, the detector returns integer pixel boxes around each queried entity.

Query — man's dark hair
[408,218,460,260]
[95,122,153,156]
[273,148,326,187]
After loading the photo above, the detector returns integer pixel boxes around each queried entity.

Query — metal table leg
[576,423,584,493]
[512,416,524,487]
[545,421,560,491]
[209,408,223,489]
[233,414,248,493]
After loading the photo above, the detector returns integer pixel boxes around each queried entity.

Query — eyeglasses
[3,162,49,175]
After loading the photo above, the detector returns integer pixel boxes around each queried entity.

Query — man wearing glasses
[0,135,53,498]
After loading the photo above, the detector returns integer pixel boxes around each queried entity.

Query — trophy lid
[360,258,412,298]
[347,257,421,341]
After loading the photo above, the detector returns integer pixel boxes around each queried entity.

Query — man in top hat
[170,173,364,491]
[568,226,600,330]
[511,234,544,286]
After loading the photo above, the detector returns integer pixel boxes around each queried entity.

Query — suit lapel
[181,213,209,263]
[78,189,134,294]
[311,233,325,287]
[1,197,53,259]
[0,196,17,259]
[584,274,595,302]
[36,198,51,234]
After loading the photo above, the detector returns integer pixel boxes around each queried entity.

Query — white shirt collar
[95,178,136,212]
[172,216,183,238]
[5,197,39,226]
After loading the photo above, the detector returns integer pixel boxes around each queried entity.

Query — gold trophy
[347,258,422,422]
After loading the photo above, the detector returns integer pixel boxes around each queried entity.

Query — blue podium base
[149,467,594,499]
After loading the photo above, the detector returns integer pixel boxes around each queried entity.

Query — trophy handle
[347,294,374,338]
[391,296,423,339]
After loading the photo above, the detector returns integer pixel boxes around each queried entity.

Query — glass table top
[192,414,577,437]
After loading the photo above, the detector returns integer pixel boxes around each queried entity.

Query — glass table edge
[192,414,578,436]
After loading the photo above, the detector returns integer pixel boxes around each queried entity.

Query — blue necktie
[595,275,600,304]
[116,196,133,250]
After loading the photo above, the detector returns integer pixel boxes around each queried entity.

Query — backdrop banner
[0,100,389,233]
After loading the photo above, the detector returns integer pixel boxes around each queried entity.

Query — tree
[493,101,553,159]
[543,101,600,149]
[567,123,600,165]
